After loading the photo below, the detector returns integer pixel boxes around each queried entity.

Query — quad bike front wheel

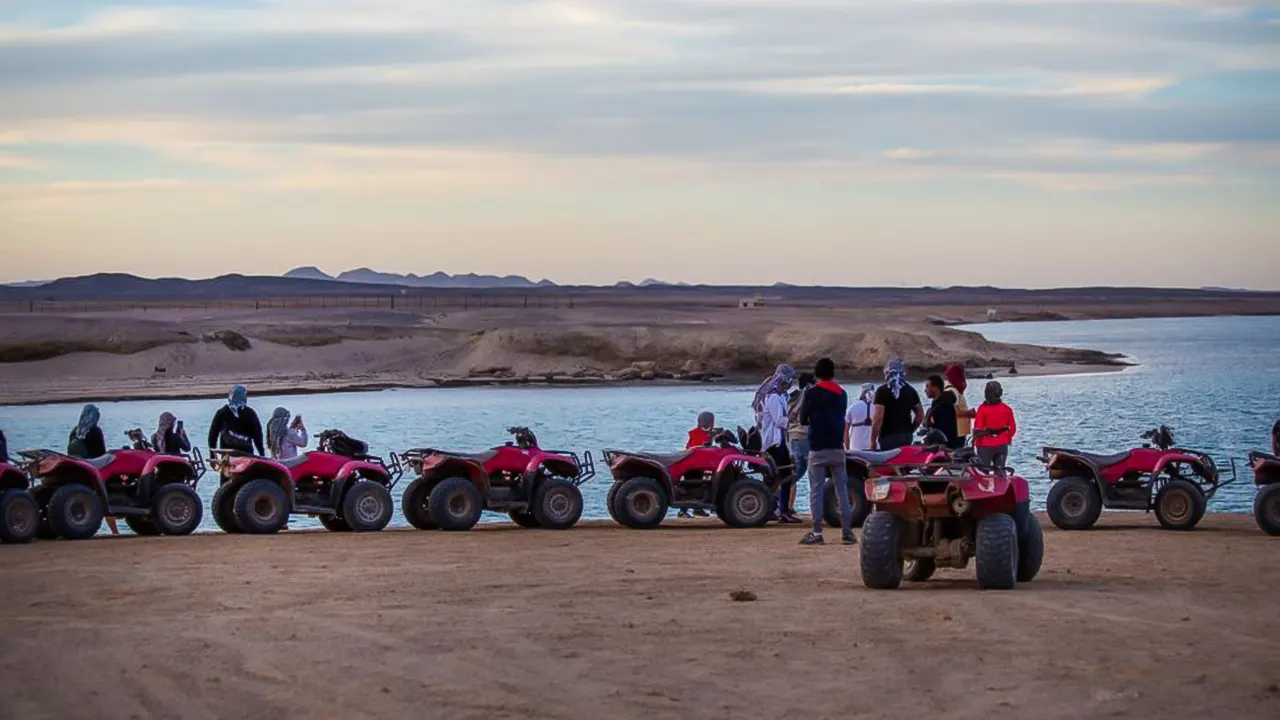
[232,479,289,534]
[0,489,40,544]
[1017,512,1045,583]
[342,479,394,532]
[613,477,668,530]
[975,513,1019,590]
[1154,479,1207,531]
[400,478,438,530]
[153,484,203,535]
[48,484,105,540]
[860,512,905,589]
[428,477,484,531]
[532,478,584,530]
[320,514,351,532]
[720,478,772,528]
[823,476,871,530]
[212,483,242,534]
[1046,476,1102,530]
[1254,484,1280,536]
[508,510,540,528]
[124,515,160,536]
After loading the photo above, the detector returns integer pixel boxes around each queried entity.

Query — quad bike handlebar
[507,426,538,449]
[1140,425,1175,450]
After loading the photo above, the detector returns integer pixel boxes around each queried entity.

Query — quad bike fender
[529,455,579,479]
[420,456,490,496]
[959,474,1028,504]
[607,456,674,497]
[1043,453,1104,484]
[330,460,392,503]
[1251,454,1280,486]
[715,454,772,482]
[223,456,296,504]
[1151,453,1216,482]
[142,455,196,483]
[0,464,28,491]
[33,456,110,502]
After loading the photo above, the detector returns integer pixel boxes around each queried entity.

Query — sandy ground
[1,514,1276,720]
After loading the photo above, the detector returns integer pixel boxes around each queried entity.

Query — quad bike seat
[1063,450,1131,467]
[85,454,116,470]
[636,450,696,467]
[278,454,310,468]
[452,450,499,464]
[848,449,901,465]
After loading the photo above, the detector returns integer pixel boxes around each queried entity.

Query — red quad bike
[210,429,402,534]
[17,430,207,540]
[821,428,956,530]
[859,453,1044,590]
[0,460,40,544]
[400,427,594,531]
[602,427,780,529]
[1248,451,1280,536]
[1040,426,1233,532]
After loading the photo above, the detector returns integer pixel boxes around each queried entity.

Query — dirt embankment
[0,515,1276,720]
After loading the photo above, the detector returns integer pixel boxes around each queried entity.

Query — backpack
[319,429,368,458]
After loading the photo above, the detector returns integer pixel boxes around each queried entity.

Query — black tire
[508,510,540,528]
[532,478,584,530]
[859,511,904,589]
[232,479,289,534]
[823,477,871,529]
[320,514,351,532]
[1046,476,1102,530]
[720,478,772,528]
[613,477,668,529]
[400,478,437,530]
[0,489,40,544]
[152,484,203,535]
[428,477,484,531]
[124,515,161,536]
[605,482,622,522]
[975,513,1019,590]
[1154,479,1207,531]
[1254,484,1280,536]
[48,484,105,540]
[1018,513,1045,582]
[342,480,394,532]
[904,557,936,583]
[212,482,242,534]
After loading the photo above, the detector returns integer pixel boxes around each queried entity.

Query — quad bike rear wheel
[232,479,289,534]
[1154,479,1206,531]
[1017,512,1045,583]
[823,476,871,530]
[860,511,904,589]
[124,515,160,536]
[605,482,622,522]
[48,484,105,540]
[532,478,584,530]
[720,477,772,528]
[975,513,1019,590]
[428,477,483,531]
[613,477,668,530]
[320,514,351,532]
[1046,476,1102,530]
[400,478,437,530]
[212,482,242,534]
[153,484,203,535]
[0,489,39,544]
[508,510,540,528]
[1254,484,1280,536]
[342,479,394,532]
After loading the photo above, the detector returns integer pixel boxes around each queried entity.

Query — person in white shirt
[845,383,875,451]
[752,363,796,520]
[266,407,308,460]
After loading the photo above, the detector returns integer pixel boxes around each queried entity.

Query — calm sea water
[1,315,1275,533]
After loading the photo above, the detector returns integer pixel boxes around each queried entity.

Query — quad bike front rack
[544,449,596,486]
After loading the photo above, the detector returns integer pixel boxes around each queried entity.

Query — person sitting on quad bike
[207,385,264,456]
[679,412,717,518]
[974,381,1017,468]
[151,412,191,455]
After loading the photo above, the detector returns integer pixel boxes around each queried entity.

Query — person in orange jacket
[973,381,1016,468]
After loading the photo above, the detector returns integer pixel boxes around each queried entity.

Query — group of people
[685,357,1022,546]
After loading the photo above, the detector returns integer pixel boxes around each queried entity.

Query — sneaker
[779,514,803,525]
[842,531,857,546]
[799,532,825,545]
[694,509,711,518]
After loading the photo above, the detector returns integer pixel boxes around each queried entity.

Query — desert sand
[0,514,1277,720]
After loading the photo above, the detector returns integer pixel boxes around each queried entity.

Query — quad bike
[602,427,780,529]
[17,430,207,540]
[859,456,1043,590]
[0,461,39,544]
[401,427,594,531]
[820,428,957,530]
[210,429,401,534]
[1248,451,1280,536]
[1039,426,1232,532]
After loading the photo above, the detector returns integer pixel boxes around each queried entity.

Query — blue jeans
[784,438,810,514]
[808,449,851,535]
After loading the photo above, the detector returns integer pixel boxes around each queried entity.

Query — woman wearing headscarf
[152,412,191,454]
[753,363,796,521]
[266,407,308,460]
[870,359,924,451]
[67,404,106,459]
[944,364,975,449]
[780,372,816,524]
[207,385,264,455]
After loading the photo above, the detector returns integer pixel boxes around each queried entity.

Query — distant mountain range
[284,267,554,289]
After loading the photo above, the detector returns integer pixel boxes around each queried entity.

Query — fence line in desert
[0,294,580,314]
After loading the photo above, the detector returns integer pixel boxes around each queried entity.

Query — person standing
[870,359,923,451]
[944,364,973,449]
[782,373,816,524]
[798,358,853,546]
[0,428,8,464]
[66,404,117,534]
[1272,418,1279,456]
[923,375,959,447]
[974,381,1017,467]
[208,385,264,455]
[753,364,796,520]
[844,383,875,451]
[266,407,308,460]
[151,412,191,454]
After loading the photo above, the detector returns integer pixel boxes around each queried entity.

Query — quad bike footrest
[105,505,150,517]
[295,504,336,516]
[671,501,716,512]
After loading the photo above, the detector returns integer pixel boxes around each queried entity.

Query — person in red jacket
[686,411,715,449]
[973,381,1016,468]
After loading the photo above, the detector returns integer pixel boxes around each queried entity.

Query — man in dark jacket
[798,357,854,546]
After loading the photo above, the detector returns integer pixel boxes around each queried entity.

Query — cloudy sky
[1,1,1277,288]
